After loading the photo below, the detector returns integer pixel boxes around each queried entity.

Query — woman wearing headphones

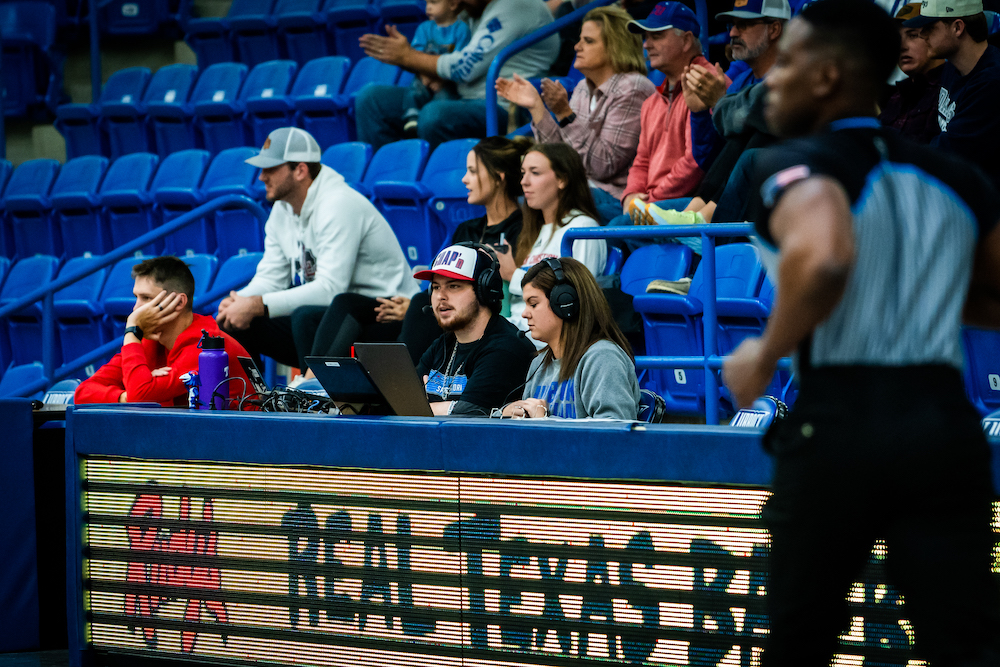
[494,143,607,343]
[502,257,640,420]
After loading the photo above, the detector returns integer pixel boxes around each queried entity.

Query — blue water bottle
[197,330,229,410]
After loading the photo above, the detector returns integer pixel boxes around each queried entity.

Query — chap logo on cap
[434,250,466,271]
[263,138,271,149]
[653,4,665,14]
[735,0,749,6]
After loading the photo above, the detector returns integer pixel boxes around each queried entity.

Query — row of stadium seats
[0,251,262,377]
[185,0,425,68]
[55,57,409,160]
[0,148,266,260]
[0,0,188,34]
[0,138,483,268]
[622,243,790,414]
[1,2,63,118]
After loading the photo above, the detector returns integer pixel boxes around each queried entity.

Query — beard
[267,174,295,202]
[436,299,480,333]
[731,36,769,63]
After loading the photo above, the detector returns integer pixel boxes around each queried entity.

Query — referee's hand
[722,337,774,410]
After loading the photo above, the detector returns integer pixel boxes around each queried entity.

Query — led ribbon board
[81,457,980,666]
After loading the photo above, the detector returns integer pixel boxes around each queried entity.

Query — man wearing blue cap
[618,2,725,217]
[903,0,1000,190]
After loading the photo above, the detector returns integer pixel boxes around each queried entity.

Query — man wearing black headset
[413,242,537,416]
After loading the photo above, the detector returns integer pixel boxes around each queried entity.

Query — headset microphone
[422,305,434,314]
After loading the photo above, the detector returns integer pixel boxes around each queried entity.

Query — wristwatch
[124,325,144,340]
[558,112,577,128]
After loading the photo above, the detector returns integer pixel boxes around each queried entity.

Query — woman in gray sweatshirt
[502,256,640,420]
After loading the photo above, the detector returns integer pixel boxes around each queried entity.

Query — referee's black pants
[761,365,1000,667]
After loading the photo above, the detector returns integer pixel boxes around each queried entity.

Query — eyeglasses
[727,19,774,31]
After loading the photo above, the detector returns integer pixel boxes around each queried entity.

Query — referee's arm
[964,222,1000,328]
[722,176,855,409]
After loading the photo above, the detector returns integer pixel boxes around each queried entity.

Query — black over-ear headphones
[455,242,503,309]
[541,257,578,321]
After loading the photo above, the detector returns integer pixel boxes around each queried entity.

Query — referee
[723,0,1000,665]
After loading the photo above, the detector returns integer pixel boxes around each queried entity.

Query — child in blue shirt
[402,0,471,136]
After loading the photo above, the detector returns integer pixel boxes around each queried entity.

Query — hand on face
[129,289,185,339]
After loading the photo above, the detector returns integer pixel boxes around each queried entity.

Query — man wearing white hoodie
[217,127,419,367]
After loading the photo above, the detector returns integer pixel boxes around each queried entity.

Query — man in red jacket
[75,256,252,407]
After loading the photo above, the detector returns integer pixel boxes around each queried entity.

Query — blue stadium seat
[0,160,14,258]
[243,59,299,147]
[101,152,160,256]
[101,66,162,159]
[54,255,110,374]
[367,139,431,266]
[619,243,692,296]
[714,275,791,407]
[0,255,61,366]
[603,246,624,276]
[424,139,483,242]
[301,56,401,147]
[0,362,45,399]
[228,0,282,67]
[290,55,353,149]
[202,147,263,258]
[275,0,328,65]
[199,251,262,315]
[50,155,110,258]
[962,326,1000,416]
[374,0,426,43]
[371,138,465,267]
[101,254,150,339]
[98,0,176,35]
[3,159,62,257]
[55,67,152,159]
[632,243,763,414]
[321,141,371,191]
[325,0,379,64]
[183,253,220,305]
[151,150,211,255]
[184,0,276,67]
[145,64,200,158]
[0,2,60,118]
[191,62,250,154]
[0,256,9,367]
[43,377,81,404]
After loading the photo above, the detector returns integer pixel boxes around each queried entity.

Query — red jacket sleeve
[74,352,127,404]
[121,340,198,405]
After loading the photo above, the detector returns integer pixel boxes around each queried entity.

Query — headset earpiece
[455,241,503,309]
[542,257,578,321]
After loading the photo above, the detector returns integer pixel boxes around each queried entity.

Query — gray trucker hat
[245,127,322,168]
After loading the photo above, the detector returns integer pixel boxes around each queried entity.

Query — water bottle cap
[199,329,225,350]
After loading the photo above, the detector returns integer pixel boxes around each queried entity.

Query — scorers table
[63,405,1000,667]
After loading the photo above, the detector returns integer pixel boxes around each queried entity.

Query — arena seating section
[2,0,999,418]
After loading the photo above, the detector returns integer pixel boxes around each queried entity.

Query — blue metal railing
[561,224,791,425]
[0,195,268,397]
[485,0,711,136]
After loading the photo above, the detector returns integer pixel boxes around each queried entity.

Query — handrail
[485,0,711,136]
[1,194,268,396]
[561,223,785,425]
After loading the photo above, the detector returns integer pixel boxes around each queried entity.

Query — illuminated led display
[79,458,996,666]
